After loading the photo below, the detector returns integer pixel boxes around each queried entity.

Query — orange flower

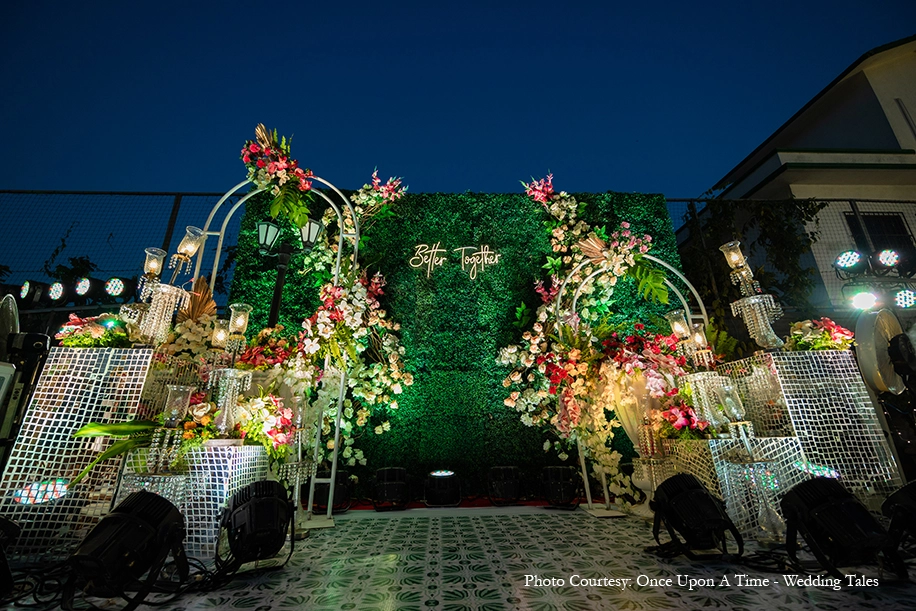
[183,431,195,440]
[184,421,197,430]
[200,415,211,426]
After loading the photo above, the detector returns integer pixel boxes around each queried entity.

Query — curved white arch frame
[193,176,361,525]
[552,253,709,513]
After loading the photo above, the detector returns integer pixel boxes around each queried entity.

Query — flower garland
[241,123,314,228]
[784,317,854,351]
[235,325,297,371]
[236,393,297,464]
[499,174,674,499]
[56,313,133,348]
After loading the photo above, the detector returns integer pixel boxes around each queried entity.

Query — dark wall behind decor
[230,190,680,490]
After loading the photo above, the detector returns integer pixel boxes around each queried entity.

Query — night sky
[1,2,914,198]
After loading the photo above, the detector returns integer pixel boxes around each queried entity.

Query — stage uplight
[851,291,878,310]
[834,250,865,272]
[876,249,899,268]
[221,480,293,567]
[64,490,187,606]
[895,288,916,308]
[650,473,743,560]
[426,470,461,507]
[373,467,410,512]
[781,477,890,579]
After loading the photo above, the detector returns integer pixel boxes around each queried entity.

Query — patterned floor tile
[22,507,916,611]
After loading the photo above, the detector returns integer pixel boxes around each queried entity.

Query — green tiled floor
[140,507,916,610]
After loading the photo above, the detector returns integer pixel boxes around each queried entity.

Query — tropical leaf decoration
[627,262,669,304]
[176,276,217,323]
[70,420,158,485]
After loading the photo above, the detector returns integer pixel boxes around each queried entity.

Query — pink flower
[249,143,260,153]
[256,159,266,168]
[620,221,630,229]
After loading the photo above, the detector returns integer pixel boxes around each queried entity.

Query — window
[844,211,915,254]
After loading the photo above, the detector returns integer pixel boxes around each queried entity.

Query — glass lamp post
[227,303,252,357]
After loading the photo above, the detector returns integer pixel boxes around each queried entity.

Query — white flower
[543,440,551,451]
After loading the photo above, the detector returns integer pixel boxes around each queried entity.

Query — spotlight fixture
[19,280,55,308]
[882,481,916,579]
[425,470,461,507]
[63,490,188,609]
[74,277,106,303]
[104,277,136,301]
[649,473,743,560]
[542,466,580,509]
[895,288,916,309]
[373,467,410,511]
[780,477,890,579]
[851,290,878,310]
[834,250,865,273]
[219,480,293,570]
[47,282,67,305]
[488,466,522,507]
[875,249,899,268]
[303,470,352,513]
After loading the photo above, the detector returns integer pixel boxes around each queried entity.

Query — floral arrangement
[348,169,407,229]
[653,400,711,441]
[178,391,221,447]
[499,174,674,499]
[784,317,854,351]
[298,271,413,466]
[235,325,297,370]
[158,313,216,358]
[236,393,296,464]
[56,313,133,348]
[241,123,314,228]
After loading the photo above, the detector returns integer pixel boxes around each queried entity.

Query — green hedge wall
[230,190,680,490]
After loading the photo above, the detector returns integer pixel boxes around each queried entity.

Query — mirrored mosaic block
[718,351,903,507]
[0,347,153,564]
[185,446,268,560]
[139,352,233,420]
[661,439,721,498]
[117,445,268,561]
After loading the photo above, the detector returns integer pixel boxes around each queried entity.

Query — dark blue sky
[2,2,914,198]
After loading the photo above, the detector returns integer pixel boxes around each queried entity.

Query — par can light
[834,250,863,270]
[851,291,878,310]
[895,289,916,309]
[876,249,899,268]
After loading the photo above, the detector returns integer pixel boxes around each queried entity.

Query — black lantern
[299,218,325,252]
[256,220,282,255]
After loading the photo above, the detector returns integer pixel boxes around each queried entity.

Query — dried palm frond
[577,234,609,265]
[255,123,277,150]
[176,277,217,323]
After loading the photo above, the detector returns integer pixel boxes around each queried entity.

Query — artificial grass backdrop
[230,190,680,490]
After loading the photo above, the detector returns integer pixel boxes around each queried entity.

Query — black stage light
[0,516,20,598]
[18,281,50,308]
[488,466,521,506]
[542,466,581,509]
[374,467,410,511]
[46,282,67,305]
[302,470,351,513]
[62,490,187,611]
[74,277,105,303]
[425,470,461,507]
[105,277,137,302]
[650,473,743,560]
[780,477,889,579]
[220,480,293,567]
[882,481,916,579]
